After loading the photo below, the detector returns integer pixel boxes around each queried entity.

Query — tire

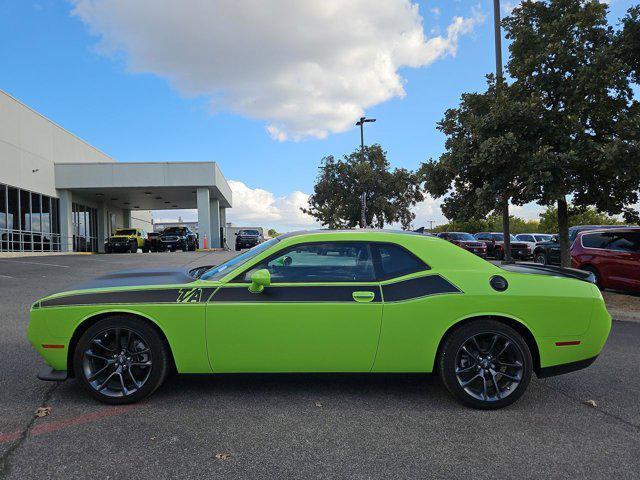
[129,240,137,253]
[73,316,169,405]
[438,320,532,410]
[235,246,241,251]
[534,251,547,265]
[581,265,604,290]
[495,248,504,261]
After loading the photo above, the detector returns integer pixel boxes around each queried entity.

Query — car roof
[576,226,640,236]
[278,229,427,240]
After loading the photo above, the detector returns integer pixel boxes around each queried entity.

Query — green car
[27,230,611,409]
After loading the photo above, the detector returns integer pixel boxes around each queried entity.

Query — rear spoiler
[500,263,596,284]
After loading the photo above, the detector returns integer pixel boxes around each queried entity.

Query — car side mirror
[551,235,558,243]
[249,269,271,294]
[235,232,238,236]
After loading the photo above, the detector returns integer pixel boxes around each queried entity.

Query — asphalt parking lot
[0,252,639,479]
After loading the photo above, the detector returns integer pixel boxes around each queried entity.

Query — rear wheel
[495,248,504,260]
[439,320,532,409]
[73,316,169,404]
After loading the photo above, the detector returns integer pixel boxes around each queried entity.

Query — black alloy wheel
[74,316,168,404]
[439,320,532,409]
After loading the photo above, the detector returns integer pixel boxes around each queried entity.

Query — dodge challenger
[27,230,611,409]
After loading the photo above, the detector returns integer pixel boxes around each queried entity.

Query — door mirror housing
[551,235,558,243]
[249,269,271,293]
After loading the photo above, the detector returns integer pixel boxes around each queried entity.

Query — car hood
[69,268,197,291]
[108,235,134,240]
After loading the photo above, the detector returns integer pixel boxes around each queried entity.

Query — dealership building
[0,89,232,253]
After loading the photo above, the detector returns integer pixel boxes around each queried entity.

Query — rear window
[373,243,429,281]
[582,233,609,249]
[239,230,260,236]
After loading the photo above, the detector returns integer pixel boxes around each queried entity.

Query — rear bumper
[537,355,598,378]
[38,365,68,381]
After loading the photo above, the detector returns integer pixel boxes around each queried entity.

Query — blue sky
[0,1,636,230]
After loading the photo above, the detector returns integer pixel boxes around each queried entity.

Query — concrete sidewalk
[603,291,640,323]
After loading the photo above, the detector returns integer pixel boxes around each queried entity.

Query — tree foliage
[503,0,640,265]
[303,144,423,229]
[537,205,625,233]
[419,77,543,255]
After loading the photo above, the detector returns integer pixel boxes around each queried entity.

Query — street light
[355,116,376,228]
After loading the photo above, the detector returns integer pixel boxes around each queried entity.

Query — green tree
[432,214,539,235]
[420,77,542,259]
[537,205,625,233]
[303,144,423,229]
[503,0,640,266]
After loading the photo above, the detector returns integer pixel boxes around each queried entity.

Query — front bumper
[105,242,131,252]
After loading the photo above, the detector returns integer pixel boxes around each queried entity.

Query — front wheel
[73,316,169,404]
[582,265,604,290]
[438,320,532,409]
[534,251,547,265]
[129,240,137,253]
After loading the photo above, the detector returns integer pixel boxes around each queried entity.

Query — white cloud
[153,180,319,231]
[70,0,484,140]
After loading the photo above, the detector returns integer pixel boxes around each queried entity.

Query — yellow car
[104,228,149,253]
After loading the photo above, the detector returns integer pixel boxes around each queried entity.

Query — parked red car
[473,232,532,260]
[572,227,640,293]
[436,232,488,257]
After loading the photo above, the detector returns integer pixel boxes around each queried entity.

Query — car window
[372,243,428,281]
[239,242,376,283]
[534,235,551,242]
[475,233,488,240]
[115,229,137,235]
[239,230,260,236]
[582,233,611,249]
[607,232,640,253]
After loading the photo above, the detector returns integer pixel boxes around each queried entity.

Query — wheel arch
[434,314,541,375]
[67,309,176,377]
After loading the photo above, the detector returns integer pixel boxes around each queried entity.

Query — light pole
[355,116,376,228]
[493,0,513,264]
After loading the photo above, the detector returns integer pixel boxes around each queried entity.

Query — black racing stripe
[382,275,461,302]
[211,285,381,303]
[40,287,217,307]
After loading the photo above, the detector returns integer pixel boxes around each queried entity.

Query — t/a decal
[176,288,203,303]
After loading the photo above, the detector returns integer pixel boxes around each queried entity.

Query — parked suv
[235,229,263,251]
[158,227,198,252]
[571,227,640,292]
[437,232,487,257]
[104,228,149,253]
[532,225,624,265]
[474,232,531,260]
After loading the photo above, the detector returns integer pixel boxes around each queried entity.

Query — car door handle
[352,291,375,303]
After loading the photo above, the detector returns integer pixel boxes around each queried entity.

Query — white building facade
[0,90,231,253]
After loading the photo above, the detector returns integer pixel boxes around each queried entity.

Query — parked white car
[515,233,553,253]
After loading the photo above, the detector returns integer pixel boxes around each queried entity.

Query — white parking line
[0,259,70,268]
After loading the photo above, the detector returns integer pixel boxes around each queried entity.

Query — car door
[205,241,383,373]
[602,231,640,291]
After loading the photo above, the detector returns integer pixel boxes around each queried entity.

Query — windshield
[491,233,517,241]
[163,227,186,234]
[239,230,260,236]
[201,238,279,281]
[534,234,552,242]
[114,229,137,236]
[449,233,475,241]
